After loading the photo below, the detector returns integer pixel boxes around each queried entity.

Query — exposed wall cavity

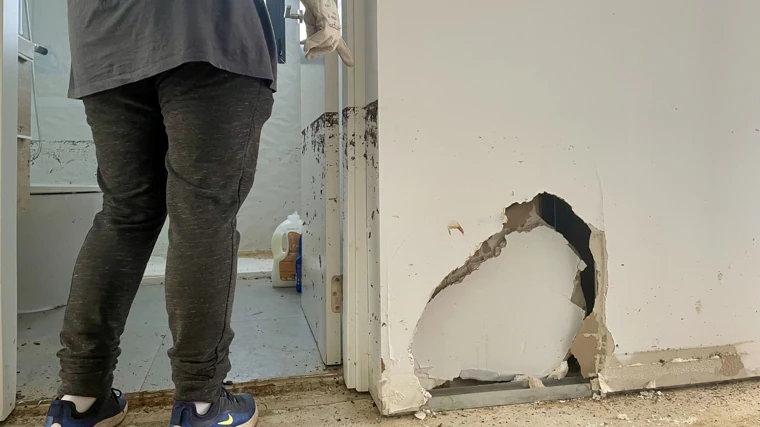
[411,195,611,392]
[539,194,596,315]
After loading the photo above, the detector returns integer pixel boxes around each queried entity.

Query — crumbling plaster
[367,0,760,415]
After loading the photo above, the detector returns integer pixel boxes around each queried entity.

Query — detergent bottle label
[279,231,300,281]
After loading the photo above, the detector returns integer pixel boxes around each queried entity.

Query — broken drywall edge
[427,196,543,301]
[415,363,447,389]
[382,194,608,415]
[547,361,569,380]
[569,225,613,378]
[569,311,615,377]
[569,265,587,312]
[458,370,521,383]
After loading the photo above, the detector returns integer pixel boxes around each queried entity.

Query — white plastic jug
[271,211,303,287]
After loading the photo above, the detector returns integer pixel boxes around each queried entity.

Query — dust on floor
[7,379,759,426]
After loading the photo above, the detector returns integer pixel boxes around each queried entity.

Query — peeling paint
[718,353,744,376]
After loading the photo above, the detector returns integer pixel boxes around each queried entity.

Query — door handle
[285,5,304,23]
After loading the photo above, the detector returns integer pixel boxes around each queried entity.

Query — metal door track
[426,377,593,412]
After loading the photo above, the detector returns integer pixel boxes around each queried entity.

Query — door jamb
[0,0,19,420]
[340,0,370,392]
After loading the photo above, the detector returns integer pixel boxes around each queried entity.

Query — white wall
[27,0,303,253]
[368,0,760,414]
[28,0,95,186]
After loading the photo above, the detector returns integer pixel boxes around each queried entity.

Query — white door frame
[0,0,19,420]
[341,0,371,392]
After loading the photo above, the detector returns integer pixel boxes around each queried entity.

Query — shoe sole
[169,410,258,427]
[94,402,128,427]
[241,410,259,427]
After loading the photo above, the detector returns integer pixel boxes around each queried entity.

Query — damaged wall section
[370,0,760,415]
[412,196,609,390]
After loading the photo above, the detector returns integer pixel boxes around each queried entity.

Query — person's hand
[300,0,355,67]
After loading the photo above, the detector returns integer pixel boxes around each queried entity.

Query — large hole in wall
[412,193,598,390]
[538,193,596,316]
[538,193,597,379]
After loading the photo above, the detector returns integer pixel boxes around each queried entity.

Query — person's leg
[157,63,273,406]
[57,79,168,402]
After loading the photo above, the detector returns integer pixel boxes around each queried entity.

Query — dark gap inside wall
[538,193,595,377]
[538,193,596,316]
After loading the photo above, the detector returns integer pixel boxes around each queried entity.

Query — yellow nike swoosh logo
[218,414,234,426]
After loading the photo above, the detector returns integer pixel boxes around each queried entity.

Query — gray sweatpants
[57,62,274,403]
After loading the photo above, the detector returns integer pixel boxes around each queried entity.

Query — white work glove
[300,0,355,67]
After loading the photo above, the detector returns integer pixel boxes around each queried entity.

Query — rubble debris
[528,377,545,389]
[546,361,569,380]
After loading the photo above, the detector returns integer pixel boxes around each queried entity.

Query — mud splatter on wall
[301,112,341,364]
[30,140,97,186]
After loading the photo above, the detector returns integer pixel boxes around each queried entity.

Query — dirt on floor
[7,379,759,426]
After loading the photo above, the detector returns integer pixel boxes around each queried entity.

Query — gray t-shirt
[67,0,277,99]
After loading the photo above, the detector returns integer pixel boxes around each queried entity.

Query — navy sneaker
[44,389,128,427]
[169,388,258,427]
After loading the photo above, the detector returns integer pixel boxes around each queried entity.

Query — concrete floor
[7,378,759,426]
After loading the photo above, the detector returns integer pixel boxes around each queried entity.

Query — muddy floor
[7,378,758,426]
